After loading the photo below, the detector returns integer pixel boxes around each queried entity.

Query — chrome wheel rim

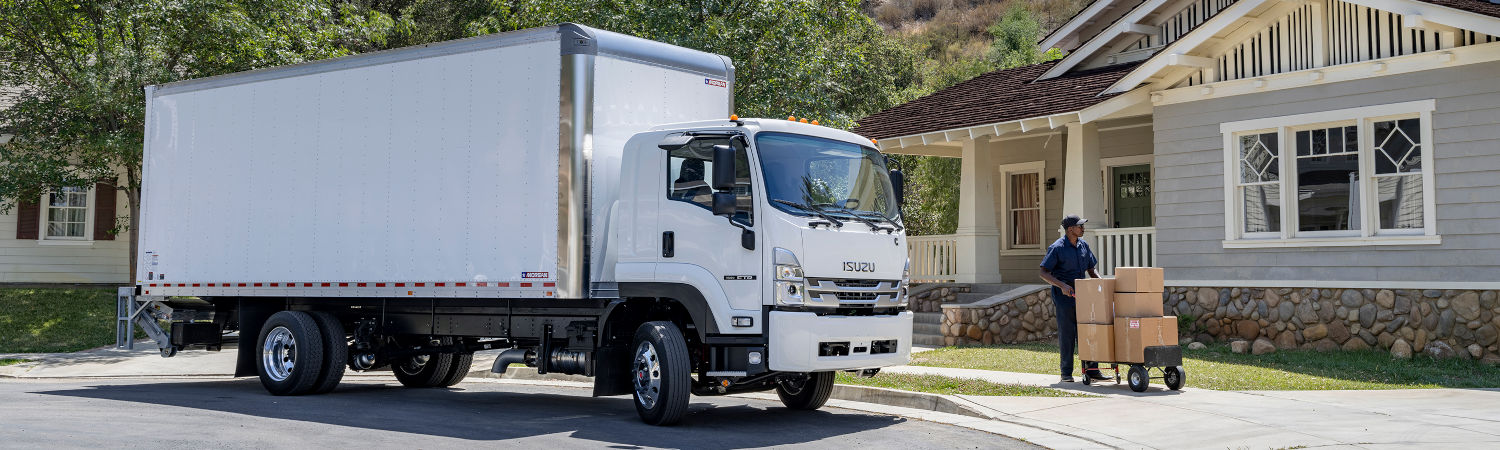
[633,341,662,409]
[398,354,430,376]
[1130,370,1143,386]
[262,326,296,382]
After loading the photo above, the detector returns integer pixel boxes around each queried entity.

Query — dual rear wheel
[256,311,469,395]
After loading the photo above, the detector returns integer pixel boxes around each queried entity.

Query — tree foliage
[889,3,1062,236]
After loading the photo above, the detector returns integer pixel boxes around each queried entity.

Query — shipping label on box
[1113,316,1177,363]
[1115,292,1165,317]
[1114,267,1165,293]
[1079,324,1114,362]
[1075,278,1115,324]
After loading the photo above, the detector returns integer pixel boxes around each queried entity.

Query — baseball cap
[1061,215,1088,228]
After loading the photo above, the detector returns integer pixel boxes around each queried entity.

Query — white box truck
[120,24,912,425]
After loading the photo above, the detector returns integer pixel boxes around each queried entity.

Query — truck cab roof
[650,118,878,150]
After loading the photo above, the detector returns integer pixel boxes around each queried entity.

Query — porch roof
[1418,0,1500,19]
[851,61,1139,141]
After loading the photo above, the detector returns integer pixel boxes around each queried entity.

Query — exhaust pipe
[490,348,534,374]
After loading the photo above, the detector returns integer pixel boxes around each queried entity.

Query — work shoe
[1060,375,1075,383]
[1087,372,1111,381]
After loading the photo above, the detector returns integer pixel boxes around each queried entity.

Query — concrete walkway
[6,345,1500,449]
[882,364,1500,449]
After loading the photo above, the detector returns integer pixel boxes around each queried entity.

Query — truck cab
[592,118,912,420]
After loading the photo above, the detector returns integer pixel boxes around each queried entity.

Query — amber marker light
[788,115,796,121]
[729,114,739,121]
[811,120,820,126]
[799,118,808,123]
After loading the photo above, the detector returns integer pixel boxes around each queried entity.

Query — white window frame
[37,186,96,244]
[1220,100,1438,248]
[998,161,1046,255]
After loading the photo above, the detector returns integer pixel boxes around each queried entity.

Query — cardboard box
[1114,267,1165,293]
[1078,324,1115,362]
[1113,316,1179,363]
[1115,292,1165,317]
[1074,278,1115,324]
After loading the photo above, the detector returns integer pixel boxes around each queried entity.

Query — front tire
[776,372,835,410]
[1128,365,1150,392]
[631,321,691,426]
[256,311,325,396]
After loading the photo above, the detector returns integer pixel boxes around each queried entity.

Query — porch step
[968,283,1021,294]
[913,322,942,335]
[955,292,998,304]
[914,312,943,324]
[912,334,946,347]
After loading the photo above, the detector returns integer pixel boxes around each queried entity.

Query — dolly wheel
[1127,365,1149,392]
[1164,366,1186,390]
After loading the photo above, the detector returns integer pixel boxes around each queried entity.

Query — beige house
[0,93,130,284]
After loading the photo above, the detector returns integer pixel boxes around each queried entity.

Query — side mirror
[712,192,736,216]
[711,144,736,191]
[889,169,906,206]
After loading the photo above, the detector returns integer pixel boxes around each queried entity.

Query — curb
[466,367,988,419]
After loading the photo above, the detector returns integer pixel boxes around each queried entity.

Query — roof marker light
[788,115,796,121]
[799,118,808,123]
[729,114,739,121]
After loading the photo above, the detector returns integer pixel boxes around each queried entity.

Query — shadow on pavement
[38,379,908,448]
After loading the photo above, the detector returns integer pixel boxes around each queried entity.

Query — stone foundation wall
[1167,286,1500,363]
[941,287,1056,346]
[909,284,970,312]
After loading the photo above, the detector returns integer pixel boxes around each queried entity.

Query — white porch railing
[1084,227,1157,276]
[906,234,959,283]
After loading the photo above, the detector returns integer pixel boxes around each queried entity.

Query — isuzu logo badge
[843,262,875,272]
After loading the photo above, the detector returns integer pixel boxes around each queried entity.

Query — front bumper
[767,310,912,372]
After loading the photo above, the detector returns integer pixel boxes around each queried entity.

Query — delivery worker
[1040,215,1104,383]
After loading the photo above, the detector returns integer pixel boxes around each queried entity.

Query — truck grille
[804,278,903,307]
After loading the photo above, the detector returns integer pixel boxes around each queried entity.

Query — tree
[0,0,371,280]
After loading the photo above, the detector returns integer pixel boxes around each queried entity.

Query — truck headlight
[896,259,911,307]
[774,248,805,306]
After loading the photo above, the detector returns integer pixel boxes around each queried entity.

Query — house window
[1220,100,1437,247]
[46,186,89,239]
[999,161,1045,251]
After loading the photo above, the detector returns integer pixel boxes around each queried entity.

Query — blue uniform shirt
[1040,236,1097,288]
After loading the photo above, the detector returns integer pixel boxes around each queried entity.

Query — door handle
[662,231,674,258]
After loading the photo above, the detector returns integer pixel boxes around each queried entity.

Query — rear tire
[392,337,456,388]
[1164,366,1186,391]
[631,321,691,426]
[776,372,835,410]
[437,352,474,387]
[308,312,347,394]
[256,311,325,396]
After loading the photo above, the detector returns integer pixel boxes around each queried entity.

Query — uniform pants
[1052,286,1097,376]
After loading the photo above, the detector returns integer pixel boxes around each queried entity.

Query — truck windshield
[756,132,900,223]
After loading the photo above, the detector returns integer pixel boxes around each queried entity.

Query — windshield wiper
[814,204,892,232]
[848,209,904,232]
[772,199,843,228]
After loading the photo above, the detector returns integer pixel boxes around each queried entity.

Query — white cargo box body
[138,24,733,299]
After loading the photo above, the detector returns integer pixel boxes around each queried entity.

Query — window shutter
[93,183,116,240]
[16,198,40,240]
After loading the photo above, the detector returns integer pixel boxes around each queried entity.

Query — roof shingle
[852,61,1140,140]
[1417,0,1500,19]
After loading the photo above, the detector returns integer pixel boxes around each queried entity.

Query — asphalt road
[0,377,1030,449]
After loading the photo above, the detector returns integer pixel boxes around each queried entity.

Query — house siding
[0,194,131,284]
[1153,60,1500,283]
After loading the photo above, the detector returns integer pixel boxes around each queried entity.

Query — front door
[1110,164,1152,228]
[658,137,763,312]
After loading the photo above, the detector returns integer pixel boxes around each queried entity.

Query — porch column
[955,138,1003,283]
[1063,122,1106,225]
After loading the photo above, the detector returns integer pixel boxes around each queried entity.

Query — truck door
[659,137,763,314]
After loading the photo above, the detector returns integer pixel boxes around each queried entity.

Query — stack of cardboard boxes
[1074,267,1177,364]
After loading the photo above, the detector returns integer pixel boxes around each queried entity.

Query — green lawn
[834,371,1095,397]
[911,342,1500,391]
[0,288,121,353]
[0,358,31,366]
